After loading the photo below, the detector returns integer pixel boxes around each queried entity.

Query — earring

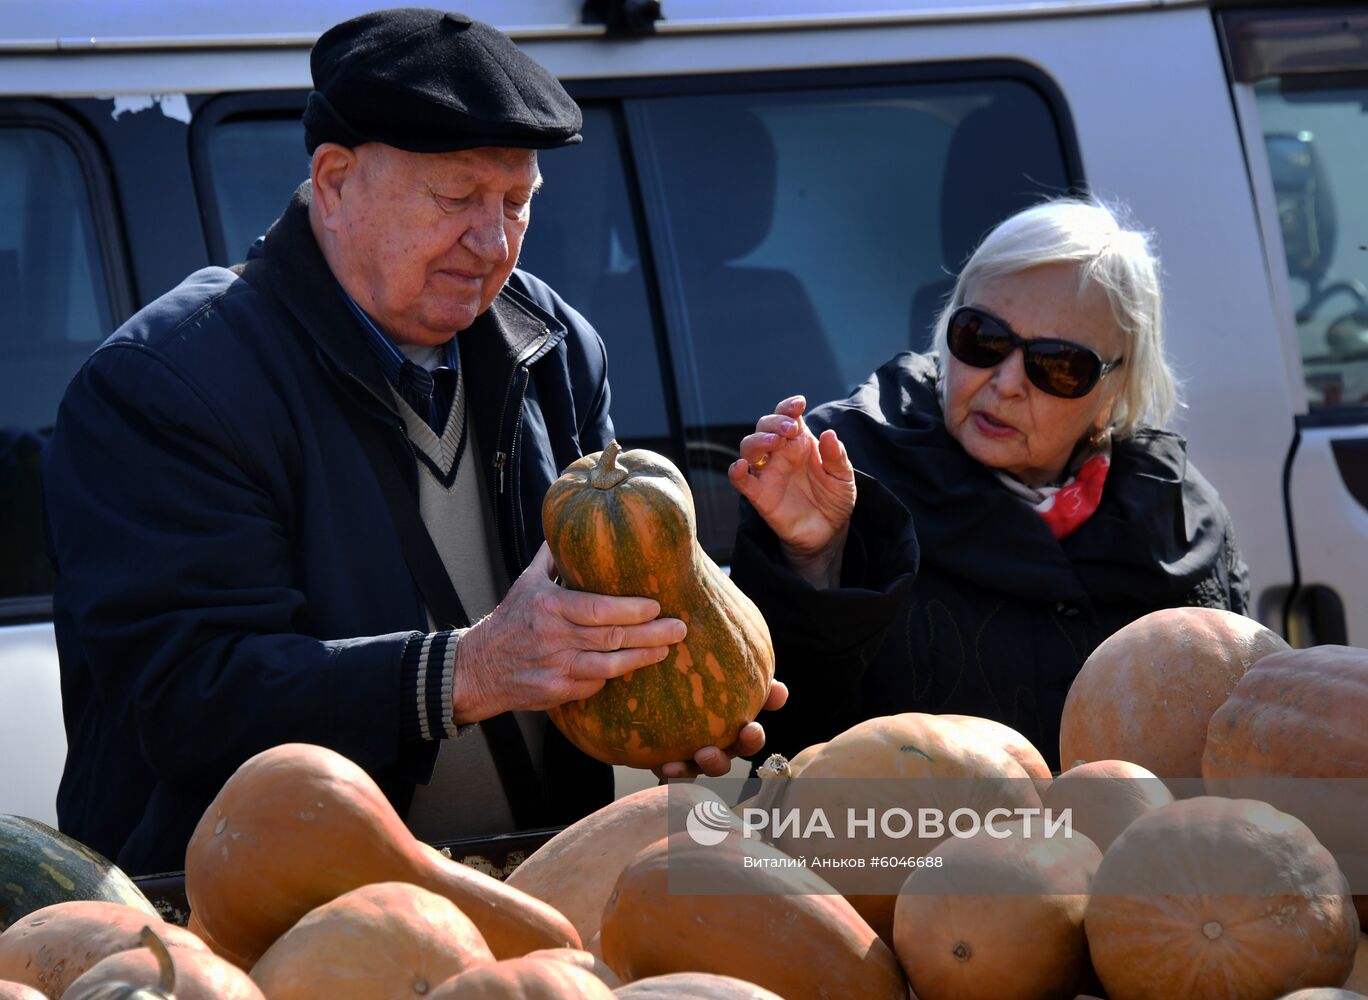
[1088,426,1112,448]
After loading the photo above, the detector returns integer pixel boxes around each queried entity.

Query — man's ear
[310,143,356,230]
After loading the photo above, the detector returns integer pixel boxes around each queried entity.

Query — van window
[0,124,117,601]
[202,118,311,263]
[627,79,1073,556]
[1255,77,1368,413]
[517,107,670,449]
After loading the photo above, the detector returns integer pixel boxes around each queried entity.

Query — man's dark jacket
[43,188,614,873]
[731,352,1251,771]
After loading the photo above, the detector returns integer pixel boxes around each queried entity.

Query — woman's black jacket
[731,352,1250,771]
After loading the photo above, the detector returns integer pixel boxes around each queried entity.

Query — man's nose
[460,206,509,264]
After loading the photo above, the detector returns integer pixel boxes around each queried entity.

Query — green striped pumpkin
[541,442,774,768]
[0,815,158,931]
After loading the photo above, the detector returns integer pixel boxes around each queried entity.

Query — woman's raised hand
[728,395,856,587]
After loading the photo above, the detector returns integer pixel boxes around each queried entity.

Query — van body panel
[0,626,67,823]
[1287,429,1368,647]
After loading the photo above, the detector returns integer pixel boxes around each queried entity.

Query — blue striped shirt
[342,292,459,433]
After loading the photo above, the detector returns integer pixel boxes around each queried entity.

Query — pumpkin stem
[730,753,793,832]
[140,924,177,994]
[590,440,630,490]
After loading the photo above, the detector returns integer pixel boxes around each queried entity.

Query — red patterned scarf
[995,440,1112,540]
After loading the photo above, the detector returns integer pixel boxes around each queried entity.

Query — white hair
[930,197,1179,439]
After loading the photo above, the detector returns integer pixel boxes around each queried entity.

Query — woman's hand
[728,395,856,587]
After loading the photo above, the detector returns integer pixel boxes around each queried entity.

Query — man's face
[324,144,541,345]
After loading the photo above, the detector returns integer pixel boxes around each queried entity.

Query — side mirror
[1265,131,1337,287]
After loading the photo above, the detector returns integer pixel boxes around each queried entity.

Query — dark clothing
[731,352,1250,771]
[43,187,614,874]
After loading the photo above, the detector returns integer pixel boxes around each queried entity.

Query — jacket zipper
[492,327,550,574]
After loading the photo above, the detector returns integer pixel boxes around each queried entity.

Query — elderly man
[43,7,781,874]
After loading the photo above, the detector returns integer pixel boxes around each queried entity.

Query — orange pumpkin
[506,783,737,946]
[0,901,206,998]
[248,881,494,999]
[427,955,616,999]
[1059,608,1288,788]
[1203,645,1368,928]
[541,442,774,767]
[519,948,619,988]
[1347,935,1368,993]
[762,712,1041,942]
[892,825,1102,1000]
[63,927,264,1000]
[1041,759,1174,852]
[784,741,827,776]
[613,972,787,999]
[942,714,1053,790]
[600,831,907,1000]
[1085,797,1358,1000]
[184,743,578,970]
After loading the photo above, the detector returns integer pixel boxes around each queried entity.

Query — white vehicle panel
[0,624,66,825]
[1287,431,1368,649]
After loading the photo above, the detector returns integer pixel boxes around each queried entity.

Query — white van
[2,0,1365,826]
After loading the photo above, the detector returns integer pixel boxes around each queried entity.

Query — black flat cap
[303,7,582,154]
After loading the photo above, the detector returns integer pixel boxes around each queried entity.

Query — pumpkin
[0,902,206,999]
[613,972,786,999]
[1058,608,1288,788]
[941,714,1053,791]
[1040,759,1174,852]
[0,816,158,931]
[0,984,44,1000]
[1085,797,1358,1000]
[520,949,619,988]
[599,831,907,1000]
[540,442,774,767]
[184,743,578,970]
[63,925,264,1000]
[180,913,237,969]
[248,881,493,999]
[758,712,1041,942]
[892,825,1102,1000]
[1348,935,1368,993]
[427,955,615,999]
[506,783,738,947]
[1203,646,1368,928]
[784,741,827,776]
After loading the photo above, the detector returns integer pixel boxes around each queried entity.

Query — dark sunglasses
[947,305,1123,399]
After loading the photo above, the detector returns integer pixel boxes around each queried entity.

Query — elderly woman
[728,198,1250,769]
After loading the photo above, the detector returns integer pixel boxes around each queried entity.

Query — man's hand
[653,680,790,780]
[452,543,686,723]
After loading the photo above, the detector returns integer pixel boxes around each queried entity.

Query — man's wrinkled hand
[453,542,686,724]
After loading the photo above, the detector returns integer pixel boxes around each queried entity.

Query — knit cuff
[399,629,467,742]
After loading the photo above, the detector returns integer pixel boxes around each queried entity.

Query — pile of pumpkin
[1,605,1365,1000]
[2,445,1366,999]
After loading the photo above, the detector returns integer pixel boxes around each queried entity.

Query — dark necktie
[397,361,456,435]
